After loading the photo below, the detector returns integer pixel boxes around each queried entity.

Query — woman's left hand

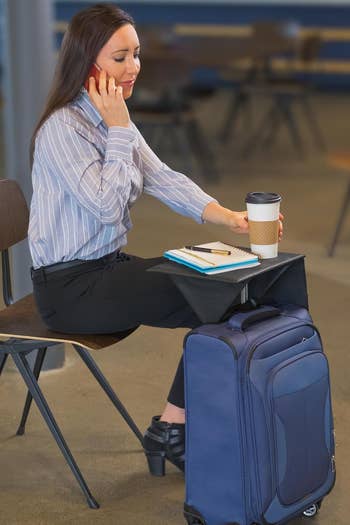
[202,202,284,241]
[228,210,284,241]
[228,211,250,234]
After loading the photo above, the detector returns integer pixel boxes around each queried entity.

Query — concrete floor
[0,91,350,524]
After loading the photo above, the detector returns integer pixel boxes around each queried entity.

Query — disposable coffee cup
[245,192,281,259]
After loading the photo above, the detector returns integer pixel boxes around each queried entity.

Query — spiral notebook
[163,241,260,275]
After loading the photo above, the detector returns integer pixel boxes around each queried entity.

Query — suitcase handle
[228,305,280,331]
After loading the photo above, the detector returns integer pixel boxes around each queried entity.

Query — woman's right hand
[88,70,130,129]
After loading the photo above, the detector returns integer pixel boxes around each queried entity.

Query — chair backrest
[248,20,300,81]
[251,20,300,58]
[298,33,322,63]
[136,55,191,91]
[138,25,190,90]
[0,179,29,251]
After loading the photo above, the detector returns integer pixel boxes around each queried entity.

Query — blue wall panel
[55,2,350,26]
[55,2,350,90]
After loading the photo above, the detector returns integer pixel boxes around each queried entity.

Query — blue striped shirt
[28,90,216,269]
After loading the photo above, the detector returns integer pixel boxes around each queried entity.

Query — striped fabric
[28,89,216,269]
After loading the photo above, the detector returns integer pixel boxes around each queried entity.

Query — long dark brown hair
[30,3,135,165]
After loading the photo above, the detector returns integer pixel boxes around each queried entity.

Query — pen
[185,246,231,256]
[220,241,263,261]
[179,249,216,266]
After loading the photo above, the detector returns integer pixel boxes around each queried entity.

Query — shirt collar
[74,89,104,128]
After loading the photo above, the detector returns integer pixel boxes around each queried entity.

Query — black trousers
[31,251,202,409]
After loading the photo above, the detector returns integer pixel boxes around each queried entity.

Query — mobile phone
[84,63,102,92]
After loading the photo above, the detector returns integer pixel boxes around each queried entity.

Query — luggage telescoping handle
[228,305,280,331]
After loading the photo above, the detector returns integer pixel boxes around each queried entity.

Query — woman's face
[96,23,141,99]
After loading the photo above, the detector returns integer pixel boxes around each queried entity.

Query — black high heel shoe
[143,415,185,476]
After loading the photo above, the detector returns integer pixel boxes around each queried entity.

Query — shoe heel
[145,451,166,476]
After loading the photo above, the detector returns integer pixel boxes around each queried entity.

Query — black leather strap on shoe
[143,415,185,473]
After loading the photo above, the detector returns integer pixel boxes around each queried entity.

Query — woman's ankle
[160,402,185,424]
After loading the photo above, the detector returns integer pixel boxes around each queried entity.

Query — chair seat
[244,80,306,96]
[0,294,137,351]
[132,109,195,125]
[130,99,192,114]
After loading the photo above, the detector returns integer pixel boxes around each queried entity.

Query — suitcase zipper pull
[331,455,336,473]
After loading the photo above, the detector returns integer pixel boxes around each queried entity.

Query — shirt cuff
[105,126,137,163]
[196,196,219,224]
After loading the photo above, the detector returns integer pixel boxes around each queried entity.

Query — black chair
[241,30,326,157]
[0,179,143,508]
[220,22,325,157]
[129,28,219,182]
[219,20,300,146]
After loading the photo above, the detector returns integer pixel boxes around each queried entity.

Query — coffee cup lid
[245,192,281,204]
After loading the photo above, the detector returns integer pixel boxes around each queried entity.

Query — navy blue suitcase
[183,304,335,525]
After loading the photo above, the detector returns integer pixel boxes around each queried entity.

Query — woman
[29,3,282,476]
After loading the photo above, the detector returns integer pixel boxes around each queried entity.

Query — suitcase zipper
[244,322,319,518]
[246,321,317,372]
[245,379,263,521]
[267,350,333,509]
[218,336,249,524]
[238,368,250,525]
[245,329,284,518]
[331,455,336,473]
[267,350,317,505]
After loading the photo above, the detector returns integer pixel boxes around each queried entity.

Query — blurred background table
[132,23,303,179]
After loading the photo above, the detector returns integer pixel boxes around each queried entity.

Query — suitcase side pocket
[248,329,322,514]
[269,351,334,506]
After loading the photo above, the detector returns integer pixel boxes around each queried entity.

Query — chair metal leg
[173,121,192,156]
[16,347,47,435]
[300,95,326,151]
[11,351,99,509]
[243,95,254,135]
[328,180,350,256]
[218,90,248,144]
[261,107,283,149]
[241,104,277,158]
[0,353,8,375]
[154,124,168,154]
[185,118,219,182]
[276,95,304,157]
[172,122,194,174]
[73,345,144,445]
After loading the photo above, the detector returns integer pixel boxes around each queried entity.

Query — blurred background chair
[129,28,218,181]
[218,20,301,146]
[327,152,350,256]
[243,31,325,157]
[219,21,326,157]
[0,179,143,508]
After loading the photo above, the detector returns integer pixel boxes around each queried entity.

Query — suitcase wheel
[184,506,206,524]
[184,512,206,525]
[185,518,204,525]
[302,503,319,518]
